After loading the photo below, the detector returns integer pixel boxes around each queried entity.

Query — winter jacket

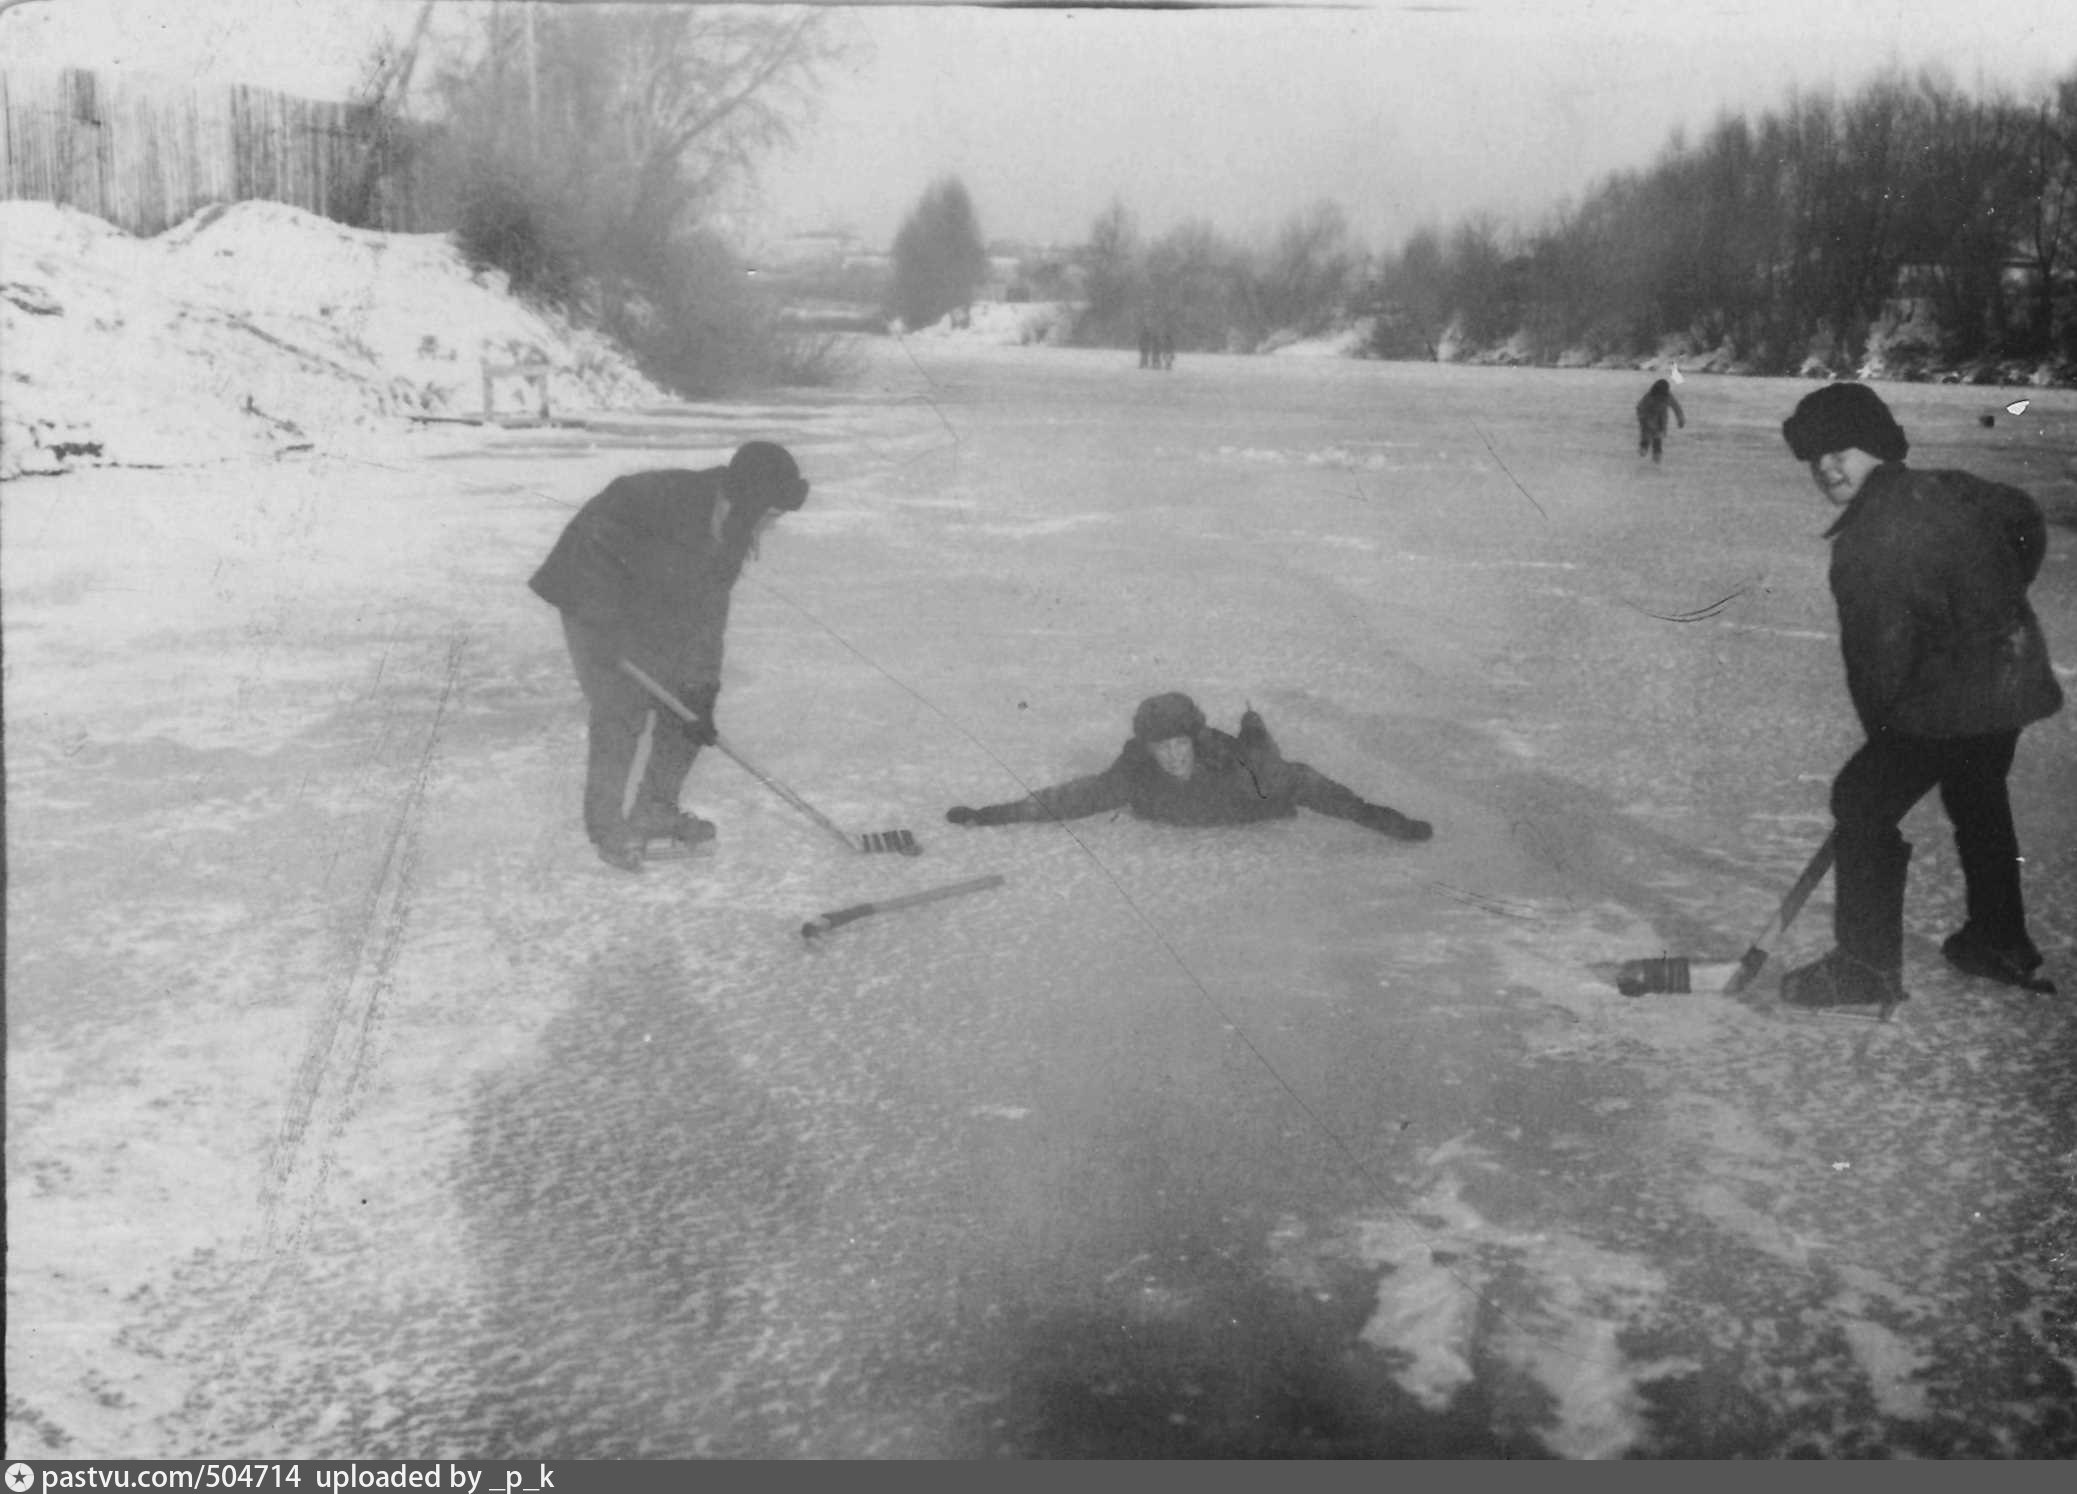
[529,468,755,686]
[1636,388,1685,435]
[1824,463,2063,738]
[984,710,1298,827]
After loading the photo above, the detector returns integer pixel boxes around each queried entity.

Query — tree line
[343,10,2077,386]
[895,67,2077,377]
[1364,68,2077,376]
[882,188,1366,354]
[343,2,852,396]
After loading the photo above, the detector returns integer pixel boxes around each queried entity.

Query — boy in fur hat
[945,692,1432,839]
[1777,383,2062,1009]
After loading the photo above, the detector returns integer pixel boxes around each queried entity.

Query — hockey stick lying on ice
[1612,831,1838,996]
[618,659,921,856]
[802,874,1007,940]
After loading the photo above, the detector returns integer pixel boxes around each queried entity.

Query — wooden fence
[1,68,443,236]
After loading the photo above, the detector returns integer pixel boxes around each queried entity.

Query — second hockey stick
[802,874,1007,940]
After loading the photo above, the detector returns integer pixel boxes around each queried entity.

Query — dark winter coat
[1636,387,1685,435]
[981,711,1299,827]
[1824,463,2063,738]
[529,468,755,686]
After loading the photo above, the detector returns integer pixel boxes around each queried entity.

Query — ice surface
[6,306,2077,1456]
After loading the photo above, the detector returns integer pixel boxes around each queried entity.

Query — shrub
[451,165,582,309]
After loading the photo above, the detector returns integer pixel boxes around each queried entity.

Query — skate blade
[641,832,716,862]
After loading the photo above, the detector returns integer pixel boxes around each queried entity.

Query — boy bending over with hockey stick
[946,692,1432,839]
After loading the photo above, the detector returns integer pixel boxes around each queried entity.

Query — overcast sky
[7,0,2076,252]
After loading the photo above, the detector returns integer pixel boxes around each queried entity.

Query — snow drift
[0,199,668,479]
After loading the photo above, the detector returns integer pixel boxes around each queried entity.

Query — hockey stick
[802,873,1006,940]
[617,660,920,856]
[1722,830,1835,994]
[1613,831,1836,996]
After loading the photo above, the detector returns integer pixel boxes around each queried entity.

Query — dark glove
[1360,803,1433,842]
[678,681,719,746]
[948,803,1018,827]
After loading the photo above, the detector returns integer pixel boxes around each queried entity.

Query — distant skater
[1636,378,1685,462]
[944,692,1431,839]
[1139,325,1154,369]
[1159,328,1176,371]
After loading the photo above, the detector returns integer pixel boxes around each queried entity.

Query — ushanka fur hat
[1782,383,1909,464]
[1133,692,1207,743]
[728,441,809,510]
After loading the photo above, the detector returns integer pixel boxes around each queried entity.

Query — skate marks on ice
[257,632,469,1274]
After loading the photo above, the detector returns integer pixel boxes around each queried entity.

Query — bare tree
[2008,71,2077,354]
[888,176,989,330]
[431,4,846,274]
[1074,198,1143,346]
[1145,218,1248,350]
[1251,199,1359,340]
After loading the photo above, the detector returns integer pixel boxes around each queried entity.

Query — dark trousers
[1830,728,2029,974]
[1246,754,1369,821]
[560,616,704,847]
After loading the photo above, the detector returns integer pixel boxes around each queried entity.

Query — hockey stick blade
[618,659,918,855]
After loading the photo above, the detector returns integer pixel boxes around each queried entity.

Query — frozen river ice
[6,344,2075,1456]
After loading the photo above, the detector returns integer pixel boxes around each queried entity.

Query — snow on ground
[6,215,2077,1457]
[898,298,1077,346]
[0,200,667,479]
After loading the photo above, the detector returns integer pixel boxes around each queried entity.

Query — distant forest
[1066,68,2077,380]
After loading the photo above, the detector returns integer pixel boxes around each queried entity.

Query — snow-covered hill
[0,200,668,479]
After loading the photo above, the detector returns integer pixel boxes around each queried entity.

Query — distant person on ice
[1777,383,2062,1008]
[944,692,1432,840]
[529,442,810,873]
[1636,378,1685,462]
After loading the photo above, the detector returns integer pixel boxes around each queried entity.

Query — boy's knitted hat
[1133,692,1206,743]
[1782,383,1909,463]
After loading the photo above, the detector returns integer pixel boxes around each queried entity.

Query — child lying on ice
[944,692,1433,839]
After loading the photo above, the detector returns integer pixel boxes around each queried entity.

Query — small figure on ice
[1776,383,2062,1008]
[944,692,1432,839]
[528,442,810,872]
[1636,377,1685,463]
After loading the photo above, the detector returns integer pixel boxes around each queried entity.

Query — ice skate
[1941,927,2057,994]
[633,807,717,861]
[1779,949,1905,1014]
[593,836,645,873]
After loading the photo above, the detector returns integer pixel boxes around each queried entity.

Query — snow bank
[1264,320,1374,357]
[897,298,1077,347]
[0,200,668,479]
